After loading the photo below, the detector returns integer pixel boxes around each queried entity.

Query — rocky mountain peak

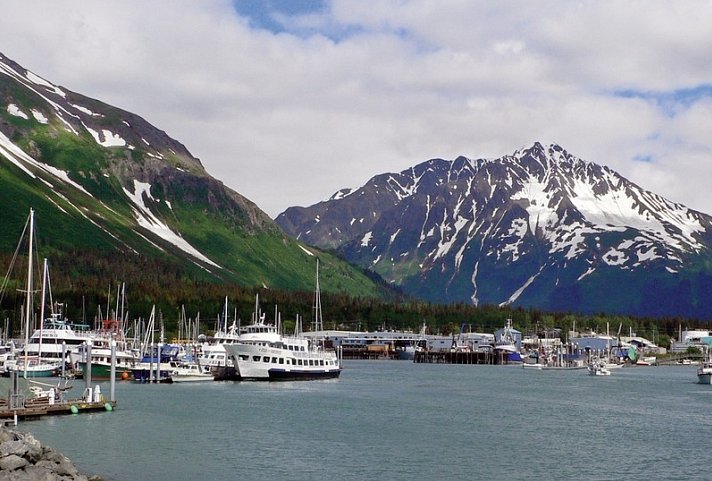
[277,143,712,317]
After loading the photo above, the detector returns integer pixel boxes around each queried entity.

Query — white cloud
[0,0,711,217]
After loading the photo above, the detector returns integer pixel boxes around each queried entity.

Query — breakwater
[0,426,103,481]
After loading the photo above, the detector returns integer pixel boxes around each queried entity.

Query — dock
[0,399,117,421]
[0,341,120,423]
[414,350,509,364]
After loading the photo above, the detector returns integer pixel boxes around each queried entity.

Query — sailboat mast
[223,296,228,332]
[38,258,48,363]
[313,258,323,332]
[23,209,35,378]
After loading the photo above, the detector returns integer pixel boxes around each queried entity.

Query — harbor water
[22,361,711,480]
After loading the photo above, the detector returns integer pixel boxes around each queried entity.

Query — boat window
[297,360,302,366]
[263,357,270,363]
[279,358,284,364]
[239,355,249,361]
[272,357,278,363]
[320,360,324,366]
[252,356,260,362]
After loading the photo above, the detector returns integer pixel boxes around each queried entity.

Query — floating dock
[0,399,116,421]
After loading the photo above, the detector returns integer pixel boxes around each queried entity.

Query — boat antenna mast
[312,258,323,332]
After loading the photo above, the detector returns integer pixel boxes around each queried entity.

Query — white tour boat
[223,318,342,380]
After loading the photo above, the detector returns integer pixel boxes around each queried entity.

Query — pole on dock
[110,339,116,402]
[85,342,92,390]
[61,341,66,378]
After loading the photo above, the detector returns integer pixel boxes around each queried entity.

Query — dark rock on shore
[0,426,103,481]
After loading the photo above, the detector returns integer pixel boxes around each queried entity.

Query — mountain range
[0,52,382,301]
[3,50,711,319]
[277,143,712,318]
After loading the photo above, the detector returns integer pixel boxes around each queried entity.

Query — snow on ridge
[84,125,126,147]
[298,245,314,256]
[569,175,704,251]
[577,267,595,281]
[0,130,36,178]
[499,218,528,262]
[331,188,354,200]
[71,103,101,116]
[432,215,468,261]
[501,267,543,306]
[7,104,28,119]
[123,180,220,268]
[0,129,94,196]
[25,71,66,97]
[360,231,373,247]
[0,61,80,133]
[31,109,48,124]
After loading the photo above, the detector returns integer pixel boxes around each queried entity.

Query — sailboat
[8,210,62,378]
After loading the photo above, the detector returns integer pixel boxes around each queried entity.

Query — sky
[0,1,711,218]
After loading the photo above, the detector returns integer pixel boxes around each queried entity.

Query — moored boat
[168,361,213,382]
[224,317,342,381]
[587,360,611,376]
[697,348,712,384]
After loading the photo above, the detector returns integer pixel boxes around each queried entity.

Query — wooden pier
[414,350,510,364]
[0,399,117,421]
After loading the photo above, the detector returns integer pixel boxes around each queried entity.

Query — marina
[20,360,712,481]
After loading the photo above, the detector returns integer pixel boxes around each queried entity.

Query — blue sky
[232,0,327,34]
[0,1,711,217]
[616,84,712,117]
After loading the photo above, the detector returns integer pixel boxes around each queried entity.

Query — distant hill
[277,143,712,318]
[0,52,384,312]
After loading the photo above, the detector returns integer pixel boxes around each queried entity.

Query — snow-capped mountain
[277,143,712,317]
[0,52,381,297]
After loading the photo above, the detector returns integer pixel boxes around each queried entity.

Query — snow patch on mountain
[7,103,28,119]
[85,125,126,147]
[0,130,95,195]
[31,109,48,124]
[71,103,101,116]
[25,71,65,97]
[123,180,220,268]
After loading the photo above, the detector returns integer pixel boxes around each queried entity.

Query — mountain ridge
[0,51,384,302]
[277,142,712,317]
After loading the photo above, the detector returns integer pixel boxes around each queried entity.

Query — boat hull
[697,366,712,384]
[79,362,133,380]
[131,365,173,383]
[170,374,214,382]
[267,368,341,380]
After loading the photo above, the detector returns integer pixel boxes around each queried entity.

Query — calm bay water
[22,361,711,481]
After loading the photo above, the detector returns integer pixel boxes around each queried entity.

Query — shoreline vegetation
[0,426,103,481]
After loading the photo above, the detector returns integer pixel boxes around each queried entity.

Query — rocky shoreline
[0,426,103,481]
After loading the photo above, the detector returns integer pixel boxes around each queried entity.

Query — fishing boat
[697,348,712,384]
[168,361,213,382]
[76,341,137,380]
[6,357,60,377]
[197,298,241,379]
[587,359,611,376]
